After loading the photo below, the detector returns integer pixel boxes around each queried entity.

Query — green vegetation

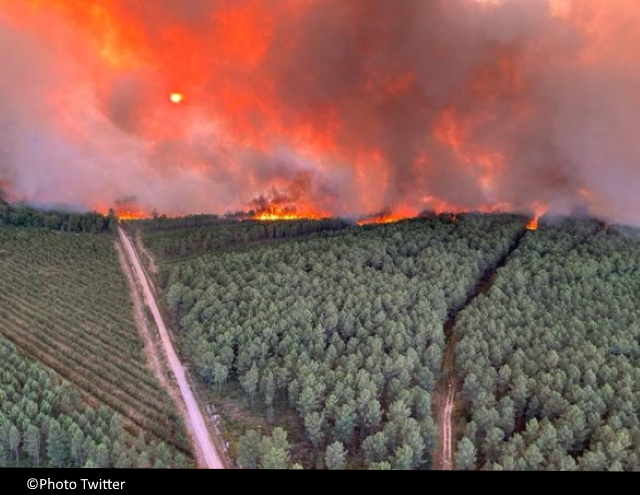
[0,223,191,468]
[453,220,640,471]
[132,217,350,262]
[0,204,114,233]
[0,339,186,468]
[145,213,527,468]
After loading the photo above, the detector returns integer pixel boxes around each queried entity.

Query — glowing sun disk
[170,92,184,104]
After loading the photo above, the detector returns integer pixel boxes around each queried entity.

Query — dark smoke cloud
[0,0,640,223]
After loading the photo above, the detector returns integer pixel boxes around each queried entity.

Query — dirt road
[435,228,529,470]
[117,226,224,470]
[441,376,455,470]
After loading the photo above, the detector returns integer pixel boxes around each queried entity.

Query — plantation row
[131,218,350,262]
[453,220,640,471]
[0,225,191,462]
[155,214,528,468]
[0,339,189,468]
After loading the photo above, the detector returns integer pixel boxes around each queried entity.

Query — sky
[1,0,639,223]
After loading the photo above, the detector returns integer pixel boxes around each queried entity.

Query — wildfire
[0,2,637,225]
[255,212,315,221]
[95,202,151,221]
[116,209,150,221]
[526,204,548,231]
[357,212,409,226]
[525,217,539,231]
[253,205,325,222]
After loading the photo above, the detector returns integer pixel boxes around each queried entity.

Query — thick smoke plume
[1,0,639,223]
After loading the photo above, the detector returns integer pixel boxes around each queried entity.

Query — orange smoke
[1,1,640,225]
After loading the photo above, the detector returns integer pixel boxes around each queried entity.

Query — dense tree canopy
[0,205,113,233]
[132,217,351,261]
[153,214,526,468]
[454,220,640,471]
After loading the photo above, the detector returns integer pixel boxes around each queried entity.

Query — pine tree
[238,430,261,469]
[260,428,291,470]
[324,441,347,470]
[8,425,20,465]
[304,412,325,451]
[95,444,110,468]
[46,421,69,467]
[70,428,86,467]
[393,444,414,470]
[25,425,41,467]
[455,437,477,471]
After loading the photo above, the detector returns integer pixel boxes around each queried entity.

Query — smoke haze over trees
[1,1,640,224]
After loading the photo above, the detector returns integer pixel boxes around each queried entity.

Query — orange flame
[526,203,548,231]
[253,204,326,221]
[525,217,539,231]
[357,214,406,226]
[356,207,416,226]
[116,209,150,221]
[95,203,151,221]
[0,1,635,224]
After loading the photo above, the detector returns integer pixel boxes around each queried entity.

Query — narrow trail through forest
[435,227,529,470]
[117,225,225,470]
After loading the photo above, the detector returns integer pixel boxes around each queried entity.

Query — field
[0,224,190,468]
[135,213,530,468]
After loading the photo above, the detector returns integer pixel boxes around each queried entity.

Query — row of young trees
[0,205,114,233]
[158,214,527,468]
[453,220,639,471]
[135,218,350,261]
[0,225,192,466]
[0,339,188,468]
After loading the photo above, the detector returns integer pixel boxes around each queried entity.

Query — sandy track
[441,377,455,470]
[117,226,224,470]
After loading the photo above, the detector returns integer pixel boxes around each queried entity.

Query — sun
[169,92,184,104]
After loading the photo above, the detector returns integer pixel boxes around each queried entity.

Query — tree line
[137,218,350,261]
[0,204,114,233]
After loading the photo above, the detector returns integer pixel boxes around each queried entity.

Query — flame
[95,202,151,221]
[357,207,415,225]
[525,217,539,231]
[357,214,406,226]
[526,203,548,231]
[116,209,150,221]
[253,204,326,221]
[0,1,639,225]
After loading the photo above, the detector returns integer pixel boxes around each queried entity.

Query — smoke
[1,0,640,223]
